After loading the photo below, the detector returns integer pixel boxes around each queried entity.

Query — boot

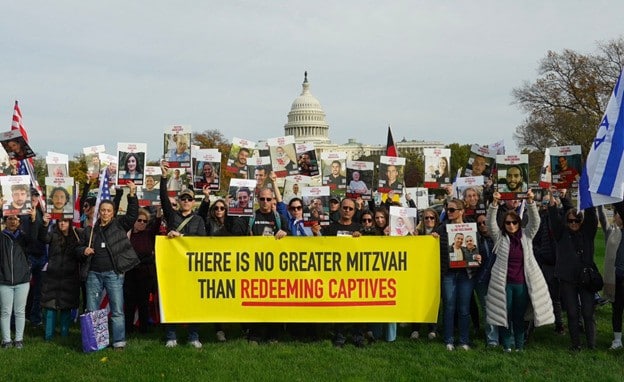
[60,310,72,337]
[45,309,57,341]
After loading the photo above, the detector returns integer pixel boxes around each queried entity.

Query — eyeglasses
[214,206,226,211]
[477,221,487,226]
[424,216,436,221]
[179,196,194,202]
[568,219,581,224]
[342,206,354,211]
[136,218,148,223]
[289,205,303,210]
[361,218,373,223]
[504,220,519,226]
[447,208,462,213]
[259,197,273,202]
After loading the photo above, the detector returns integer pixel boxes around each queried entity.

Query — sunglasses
[136,218,148,223]
[179,196,194,202]
[447,208,462,213]
[477,221,487,226]
[361,218,373,223]
[568,219,581,224]
[504,220,519,226]
[424,216,435,221]
[289,205,303,210]
[214,206,226,211]
[342,206,354,211]
[259,197,273,202]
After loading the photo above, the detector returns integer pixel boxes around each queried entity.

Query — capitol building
[283,72,444,159]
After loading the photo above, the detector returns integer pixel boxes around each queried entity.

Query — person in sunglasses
[124,207,161,335]
[159,162,206,349]
[551,195,598,351]
[270,173,310,237]
[486,190,553,353]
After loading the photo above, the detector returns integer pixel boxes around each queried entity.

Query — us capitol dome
[284,72,443,159]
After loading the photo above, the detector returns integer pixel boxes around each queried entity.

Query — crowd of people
[1,161,623,355]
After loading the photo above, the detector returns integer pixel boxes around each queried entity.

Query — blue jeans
[86,271,126,348]
[0,283,30,343]
[166,325,199,342]
[475,281,499,345]
[442,271,475,346]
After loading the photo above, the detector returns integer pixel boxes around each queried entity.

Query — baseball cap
[179,189,195,199]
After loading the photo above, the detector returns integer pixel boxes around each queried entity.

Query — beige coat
[486,202,555,328]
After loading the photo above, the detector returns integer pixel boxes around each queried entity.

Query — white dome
[284,72,330,143]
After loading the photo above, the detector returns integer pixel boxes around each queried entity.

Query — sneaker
[189,340,203,349]
[428,332,437,340]
[610,340,623,350]
[410,331,419,340]
[1,341,12,349]
[165,339,178,348]
[216,330,227,342]
[459,344,470,351]
[503,348,512,353]
[14,341,23,349]
[365,330,376,344]
[445,343,454,351]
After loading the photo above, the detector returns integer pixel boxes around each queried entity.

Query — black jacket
[0,228,34,285]
[552,206,597,283]
[39,225,82,309]
[159,177,206,236]
[77,195,140,278]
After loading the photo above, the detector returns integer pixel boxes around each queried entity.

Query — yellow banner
[155,236,440,323]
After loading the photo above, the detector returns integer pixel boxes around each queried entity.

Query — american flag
[10,101,45,208]
[92,167,112,226]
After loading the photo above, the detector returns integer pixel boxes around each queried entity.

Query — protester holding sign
[486,190,553,352]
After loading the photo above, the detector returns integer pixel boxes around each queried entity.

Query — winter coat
[39,225,82,310]
[486,202,554,328]
[77,195,140,278]
[0,229,32,286]
[552,206,597,284]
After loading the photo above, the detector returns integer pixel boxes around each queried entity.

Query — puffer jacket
[0,229,32,285]
[77,195,140,278]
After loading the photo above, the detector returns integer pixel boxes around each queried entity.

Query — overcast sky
[2,1,622,160]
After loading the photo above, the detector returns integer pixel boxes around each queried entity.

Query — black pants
[560,280,595,348]
[613,275,624,332]
[123,264,155,332]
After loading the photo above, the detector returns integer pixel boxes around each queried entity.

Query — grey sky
[2,1,621,160]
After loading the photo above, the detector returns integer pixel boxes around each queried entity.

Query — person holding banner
[434,198,479,351]
[77,182,140,351]
[486,190,553,352]
[159,162,206,348]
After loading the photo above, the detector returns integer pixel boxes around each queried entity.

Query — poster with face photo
[389,206,416,236]
[163,125,192,169]
[192,149,221,191]
[455,176,486,217]
[227,178,256,217]
[402,187,429,210]
[98,153,118,186]
[321,152,347,196]
[46,152,69,178]
[268,136,298,178]
[226,137,255,179]
[302,186,331,227]
[1,175,32,215]
[296,143,319,177]
[549,145,582,190]
[446,222,480,269]
[248,155,273,193]
[423,148,451,188]
[346,160,374,200]
[140,166,162,206]
[378,156,405,194]
[0,130,35,161]
[117,143,147,186]
[45,177,74,219]
[83,145,105,179]
[165,167,189,197]
[0,151,13,176]
[463,144,495,179]
[283,175,311,204]
[496,154,529,200]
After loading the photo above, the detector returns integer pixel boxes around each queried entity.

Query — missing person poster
[496,154,529,200]
[549,145,582,190]
[45,177,74,219]
[346,160,374,199]
[423,148,451,188]
[446,223,480,269]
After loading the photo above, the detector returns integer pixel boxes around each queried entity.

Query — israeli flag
[579,68,624,209]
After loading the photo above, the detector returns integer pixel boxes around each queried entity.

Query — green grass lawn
[2,231,624,381]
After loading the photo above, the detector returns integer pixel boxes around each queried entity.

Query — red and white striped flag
[12,101,29,142]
